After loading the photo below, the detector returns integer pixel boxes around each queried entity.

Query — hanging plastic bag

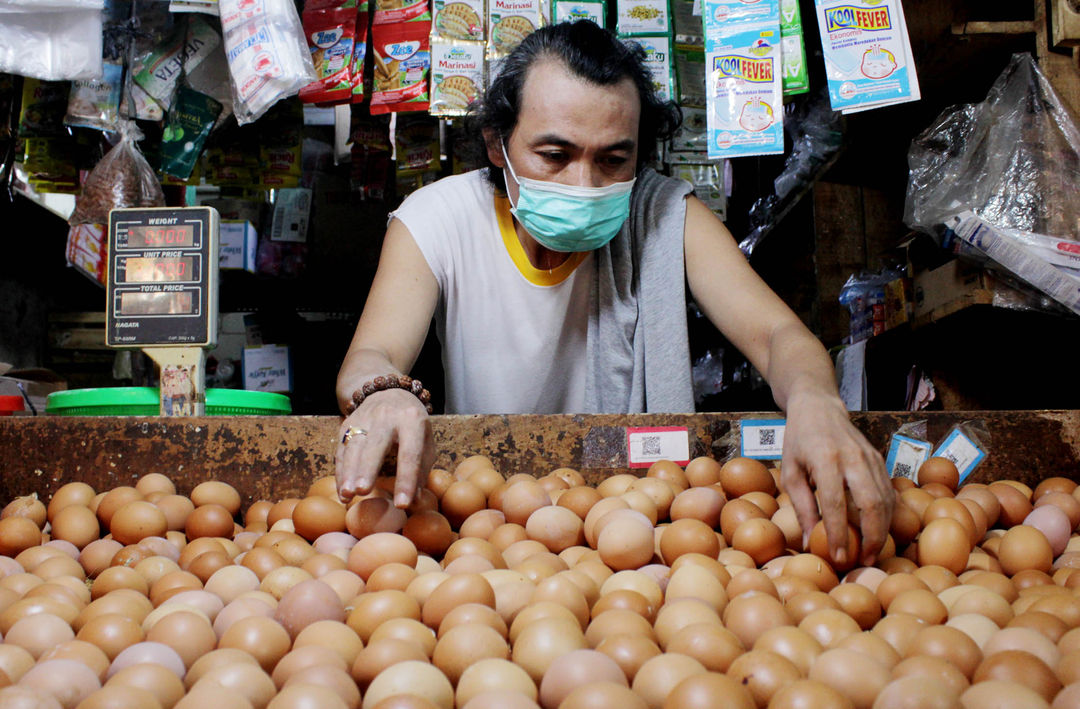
[0,0,105,80]
[905,53,1080,316]
[69,121,165,226]
[218,0,318,125]
[906,53,1080,240]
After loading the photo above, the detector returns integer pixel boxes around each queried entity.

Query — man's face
[487,59,641,205]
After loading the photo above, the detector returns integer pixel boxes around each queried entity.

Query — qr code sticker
[641,435,662,456]
[758,429,776,447]
[893,462,912,479]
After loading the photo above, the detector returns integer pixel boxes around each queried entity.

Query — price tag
[626,427,690,468]
[933,428,986,484]
[885,434,932,480]
[740,418,786,460]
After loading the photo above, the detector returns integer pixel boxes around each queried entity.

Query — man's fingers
[809,450,849,567]
[849,448,893,565]
[393,413,430,508]
[781,459,820,550]
[354,428,395,496]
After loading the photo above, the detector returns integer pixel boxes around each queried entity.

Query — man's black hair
[464,21,681,192]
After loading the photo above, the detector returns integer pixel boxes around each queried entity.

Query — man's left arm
[683,195,894,567]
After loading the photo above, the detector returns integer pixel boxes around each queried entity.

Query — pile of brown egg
[0,454,1079,709]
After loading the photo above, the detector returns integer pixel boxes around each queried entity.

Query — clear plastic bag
[905,53,1080,240]
[69,120,165,226]
[0,1,105,80]
[218,0,317,125]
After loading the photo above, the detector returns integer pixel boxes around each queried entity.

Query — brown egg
[660,622,742,674]
[997,526,1054,576]
[290,497,347,542]
[346,533,417,581]
[2,494,47,530]
[109,502,168,546]
[347,590,421,643]
[904,624,982,679]
[822,585,878,632]
[726,649,800,708]
[274,579,345,639]
[526,506,585,553]
[512,616,587,683]
[218,615,291,673]
[722,592,790,649]
[76,612,144,661]
[190,481,242,516]
[421,573,494,628]
[719,499,767,545]
[107,662,185,709]
[5,612,76,659]
[679,458,721,488]
[499,481,553,527]
[361,660,453,709]
[433,623,509,685]
[402,511,455,557]
[973,650,1061,702]
[916,457,959,491]
[194,662,276,709]
[808,648,889,709]
[349,638,428,691]
[439,480,487,529]
[556,682,645,709]
[184,504,234,540]
[47,482,97,522]
[597,514,655,571]
[145,610,216,669]
[916,518,971,576]
[719,458,775,498]
[454,658,538,707]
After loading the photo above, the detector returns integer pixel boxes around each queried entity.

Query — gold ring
[342,427,368,444]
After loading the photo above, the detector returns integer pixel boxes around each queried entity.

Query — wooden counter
[1,411,1078,504]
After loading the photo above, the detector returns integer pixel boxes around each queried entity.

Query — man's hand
[335,389,436,508]
[780,392,894,568]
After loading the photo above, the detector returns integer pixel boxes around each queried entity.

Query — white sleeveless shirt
[391,170,594,414]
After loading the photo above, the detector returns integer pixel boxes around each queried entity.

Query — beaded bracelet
[346,374,433,415]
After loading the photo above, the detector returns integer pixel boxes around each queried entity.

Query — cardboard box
[0,364,67,415]
[912,259,997,324]
[219,220,258,273]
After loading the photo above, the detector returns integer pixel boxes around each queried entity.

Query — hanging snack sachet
[65,61,123,132]
[617,0,670,36]
[552,0,606,26]
[780,0,808,96]
[299,5,358,104]
[351,6,371,102]
[433,0,485,40]
[624,35,675,102]
[430,38,484,116]
[814,0,919,112]
[371,21,432,113]
[160,86,223,179]
[487,0,544,57]
[703,0,783,158]
[374,0,431,24]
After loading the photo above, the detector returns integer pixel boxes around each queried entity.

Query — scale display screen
[125,224,197,248]
[121,256,198,284]
[118,290,197,316]
[106,207,219,347]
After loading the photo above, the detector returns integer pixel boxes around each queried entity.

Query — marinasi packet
[430,38,484,116]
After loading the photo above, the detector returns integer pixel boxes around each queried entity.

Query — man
[336,22,893,566]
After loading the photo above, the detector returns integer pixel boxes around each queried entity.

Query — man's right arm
[335,218,441,506]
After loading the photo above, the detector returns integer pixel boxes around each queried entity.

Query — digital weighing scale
[106,206,220,416]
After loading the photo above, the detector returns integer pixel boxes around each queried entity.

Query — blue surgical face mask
[502,142,635,253]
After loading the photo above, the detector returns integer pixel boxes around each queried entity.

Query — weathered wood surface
[1,411,1078,504]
